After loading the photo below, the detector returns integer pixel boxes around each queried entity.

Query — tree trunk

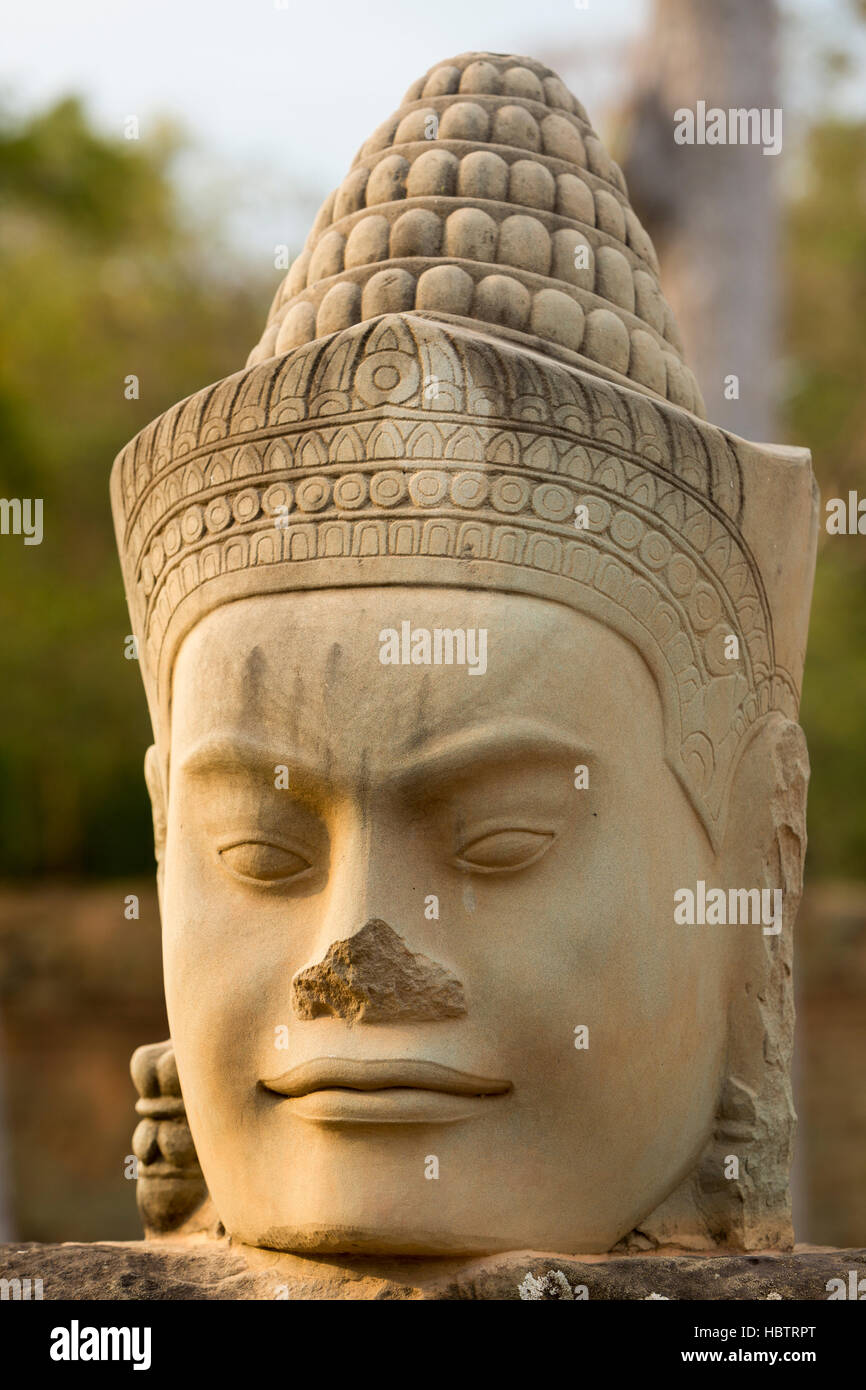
[622,0,780,440]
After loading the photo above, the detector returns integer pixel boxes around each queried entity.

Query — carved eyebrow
[176,722,590,791]
[176,736,323,785]
[391,720,591,789]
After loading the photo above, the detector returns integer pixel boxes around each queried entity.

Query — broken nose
[291,918,467,1024]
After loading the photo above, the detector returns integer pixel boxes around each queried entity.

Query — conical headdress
[247,52,704,414]
[111,52,818,847]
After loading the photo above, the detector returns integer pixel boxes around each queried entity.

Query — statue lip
[260,1058,512,1098]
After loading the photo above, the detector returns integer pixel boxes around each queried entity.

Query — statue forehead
[169,588,663,760]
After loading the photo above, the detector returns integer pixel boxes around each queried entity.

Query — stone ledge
[2,1241,865,1300]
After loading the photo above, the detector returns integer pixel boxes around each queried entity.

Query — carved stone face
[162,586,738,1255]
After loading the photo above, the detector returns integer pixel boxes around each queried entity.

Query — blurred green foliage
[0,97,274,875]
[785,119,866,877]
[0,96,864,878]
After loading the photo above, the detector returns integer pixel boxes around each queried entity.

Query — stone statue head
[113,53,818,1258]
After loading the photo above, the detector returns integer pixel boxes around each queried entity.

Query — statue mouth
[261,1058,512,1097]
[259,1059,512,1125]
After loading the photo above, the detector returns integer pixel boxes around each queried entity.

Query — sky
[2,0,646,171]
[0,0,647,254]
[3,0,864,257]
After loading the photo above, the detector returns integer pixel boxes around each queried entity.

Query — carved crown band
[110,314,795,847]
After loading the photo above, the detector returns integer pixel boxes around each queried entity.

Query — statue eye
[454,829,554,873]
[219,841,311,883]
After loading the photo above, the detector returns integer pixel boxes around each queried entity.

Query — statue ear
[702,715,808,1248]
[623,715,809,1254]
[723,715,809,897]
[143,744,167,894]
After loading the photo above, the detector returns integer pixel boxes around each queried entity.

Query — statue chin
[116,50,817,1270]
